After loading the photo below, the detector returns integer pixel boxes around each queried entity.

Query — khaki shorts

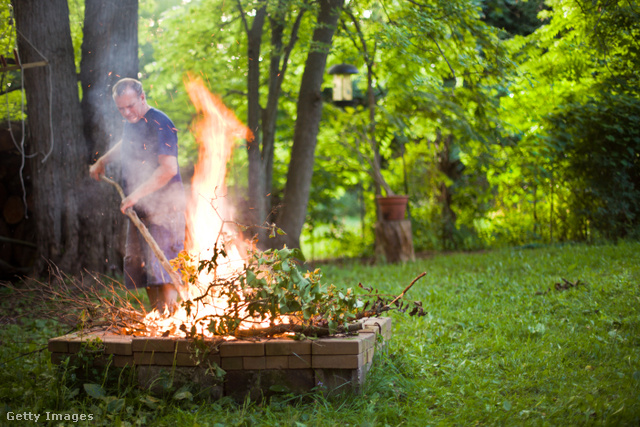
[123,212,185,289]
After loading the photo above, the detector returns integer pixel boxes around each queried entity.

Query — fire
[141,77,259,337]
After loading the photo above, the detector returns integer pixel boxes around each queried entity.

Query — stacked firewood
[0,123,36,278]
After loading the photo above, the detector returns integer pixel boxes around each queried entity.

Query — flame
[140,76,258,337]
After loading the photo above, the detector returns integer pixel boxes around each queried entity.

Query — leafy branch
[4,235,426,340]
[171,244,426,338]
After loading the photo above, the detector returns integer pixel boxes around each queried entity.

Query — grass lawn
[1,241,639,426]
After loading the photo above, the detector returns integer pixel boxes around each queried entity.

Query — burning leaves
[138,244,427,339]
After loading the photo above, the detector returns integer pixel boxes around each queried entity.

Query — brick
[359,332,376,351]
[174,353,199,367]
[243,357,266,370]
[362,319,383,333]
[312,336,365,355]
[56,332,103,354]
[363,317,392,340]
[132,337,175,353]
[312,353,364,370]
[288,354,312,369]
[48,338,68,354]
[68,342,84,353]
[175,338,222,354]
[265,339,311,356]
[103,336,133,356]
[265,356,288,370]
[133,351,176,366]
[221,357,243,370]
[357,328,377,336]
[219,341,264,357]
[113,355,134,368]
[365,347,374,364]
[175,339,194,353]
[49,332,107,354]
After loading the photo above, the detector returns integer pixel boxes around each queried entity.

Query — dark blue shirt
[121,108,185,222]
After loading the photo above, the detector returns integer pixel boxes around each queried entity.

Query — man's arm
[120,154,178,213]
[89,140,122,181]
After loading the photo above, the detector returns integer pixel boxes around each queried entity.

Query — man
[89,78,186,313]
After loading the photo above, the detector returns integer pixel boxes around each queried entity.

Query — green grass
[1,241,639,426]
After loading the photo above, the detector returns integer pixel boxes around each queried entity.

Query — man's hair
[112,78,145,99]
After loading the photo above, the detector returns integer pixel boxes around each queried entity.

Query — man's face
[115,88,147,123]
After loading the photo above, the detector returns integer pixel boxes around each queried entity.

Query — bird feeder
[328,63,358,105]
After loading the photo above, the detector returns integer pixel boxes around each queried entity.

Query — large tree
[12,0,89,274]
[236,0,309,245]
[273,0,344,249]
[79,0,139,273]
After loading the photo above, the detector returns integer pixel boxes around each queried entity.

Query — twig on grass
[385,272,427,309]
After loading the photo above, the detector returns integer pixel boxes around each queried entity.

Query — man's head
[112,78,149,124]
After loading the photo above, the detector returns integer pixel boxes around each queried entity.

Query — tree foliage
[1,0,638,271]
[493,0,640,243]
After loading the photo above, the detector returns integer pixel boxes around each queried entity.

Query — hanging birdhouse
[328,63,358,104]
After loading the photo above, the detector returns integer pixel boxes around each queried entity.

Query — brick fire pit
[48,317,391,400]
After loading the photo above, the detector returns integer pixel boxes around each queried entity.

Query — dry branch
[3,264,147,332]
[233,320,366,338]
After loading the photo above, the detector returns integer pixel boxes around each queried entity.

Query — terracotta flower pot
[376,195,409,221]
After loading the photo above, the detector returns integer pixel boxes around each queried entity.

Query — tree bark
[79,0,139,274]
[273,0,344,250]
[13,0,89,274]
[374,220,415,263]
[263,2,306,210]
[242,1,268,244]
[239,0,306,248]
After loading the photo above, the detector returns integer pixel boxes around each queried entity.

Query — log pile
[0,124,36,278]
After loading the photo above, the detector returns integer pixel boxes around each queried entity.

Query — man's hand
[120,194,138,214]
[89,141,122,181]
[89,159,106,181]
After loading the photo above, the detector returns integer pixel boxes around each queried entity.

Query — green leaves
[178,243,365,336]
[239,246,358,332]
[83,383,126,415]
[83,383,106,399]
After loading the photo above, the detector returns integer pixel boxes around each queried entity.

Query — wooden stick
[0,60,48,73]
[100,175,187,299]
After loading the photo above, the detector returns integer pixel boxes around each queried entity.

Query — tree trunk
[274,0,344,250]
[435,131,462,250]
[13,0,88,274]
[244,2,268,244]
[79,0,139,274]
[375,220,415,263]
[263,3,305,214]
